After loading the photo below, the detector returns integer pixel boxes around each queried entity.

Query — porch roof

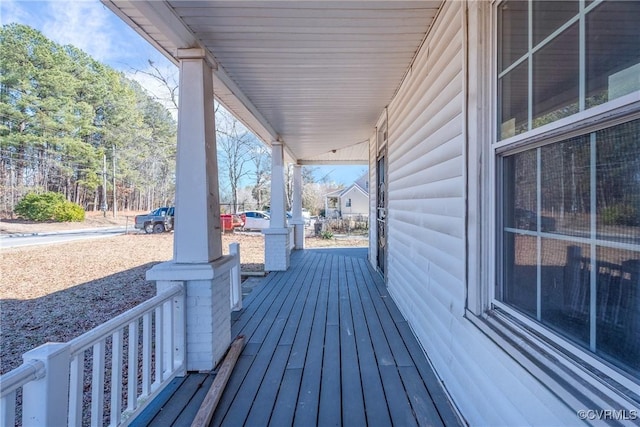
[134,248,461,426]
[101,1,442,164]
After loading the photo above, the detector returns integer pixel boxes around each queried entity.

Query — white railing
[0,284,185,427]
[229,242,242,311]
[1,361,44,426]
[1,244,243,427]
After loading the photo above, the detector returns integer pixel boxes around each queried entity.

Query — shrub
[601,205,638,227]
[14,192,85,222]
[53,202,85,222]
[320,230,334,240]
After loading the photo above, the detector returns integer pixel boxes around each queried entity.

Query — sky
[1,0,366,185]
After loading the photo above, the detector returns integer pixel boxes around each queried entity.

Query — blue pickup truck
[134,206,174,233]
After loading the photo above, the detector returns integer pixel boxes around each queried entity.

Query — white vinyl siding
[386,0,465,319]
[375,1,579,424]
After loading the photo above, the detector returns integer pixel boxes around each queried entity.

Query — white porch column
[290,164,305,249]
[173,49,221,264]
[263,141,290,270]
[147,48,231,371]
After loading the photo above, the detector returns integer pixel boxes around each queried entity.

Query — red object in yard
[220,214,244,232]
[220,214,233,232]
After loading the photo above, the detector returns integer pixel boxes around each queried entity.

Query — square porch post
[147,48,232,371]
[290,164,305,249]
[263,141,291,270]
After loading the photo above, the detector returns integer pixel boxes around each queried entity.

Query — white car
[240,211,270,230]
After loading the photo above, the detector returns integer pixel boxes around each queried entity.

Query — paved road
[0,227,128,249]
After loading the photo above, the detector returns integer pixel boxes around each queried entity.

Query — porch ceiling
[103,1,442,164]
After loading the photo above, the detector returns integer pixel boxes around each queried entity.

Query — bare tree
[216,107,259,213]
[250,143,271,210]
[130,60,179,112]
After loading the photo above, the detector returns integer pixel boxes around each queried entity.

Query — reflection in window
[596,120,640,243]
[503,234,537,318]
[498,60,528,140]
[503,150,537,230]
[532,23,579,128]
[532,1,578,45]
[541,136,590,235]
[586,1,640,108]
[595,247,640,370]
[540,239,590,347]
[500,118,640,376]
[498,0,528,72]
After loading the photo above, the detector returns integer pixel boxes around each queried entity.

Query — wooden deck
[135,248,461,427]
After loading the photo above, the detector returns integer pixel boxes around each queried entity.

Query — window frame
[496,0,640,142]
[485,0,640,399]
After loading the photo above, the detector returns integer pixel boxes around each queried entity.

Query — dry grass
[1,223,367,374]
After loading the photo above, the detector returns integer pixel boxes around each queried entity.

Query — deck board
[347,257,393,427]
[137,248,462,427]
[338,256,367,427]
[141,373,212,427]
[269,367,302,426]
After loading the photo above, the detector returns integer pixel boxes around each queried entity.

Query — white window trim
[491,301,640,395]
[467,0,640,411]
[495,92,640,155]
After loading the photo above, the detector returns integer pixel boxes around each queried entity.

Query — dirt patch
[1,228,367,374]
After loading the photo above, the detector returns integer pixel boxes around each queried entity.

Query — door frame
[376,126,388,280]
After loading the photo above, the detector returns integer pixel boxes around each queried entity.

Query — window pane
[498,0,528,72]
[498,60,528,140]
[586,1,640,108]
[541,136,591,236]
[503,150,537,231]
[541,239,590,347]
[532,1,578,46]
[596,119,640,244]
[596,246,640,375]
[532,23,579,129]
[503,233,537,317]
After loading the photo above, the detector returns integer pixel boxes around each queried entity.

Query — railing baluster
[110,330,123,427]
[164,299,174,374]
[68,352,84,426]
[175,291,186,375]
[91,340,105,426]
[1,392,16,427]
[154,306,164,388]
[142,312,152,397]
[127,321,138,412]
[230,242,242,311]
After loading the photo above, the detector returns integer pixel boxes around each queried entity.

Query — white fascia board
[324,189,343,197]
[339,184,367,198]
[101,0,179,66]
[299,159,369,166]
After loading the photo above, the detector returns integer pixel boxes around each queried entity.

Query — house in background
[6,1,638,425]
[324,174,369,219]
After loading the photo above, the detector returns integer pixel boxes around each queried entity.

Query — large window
[496,0,640,378]
[497,0,640,140]
[500,119,640,376]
